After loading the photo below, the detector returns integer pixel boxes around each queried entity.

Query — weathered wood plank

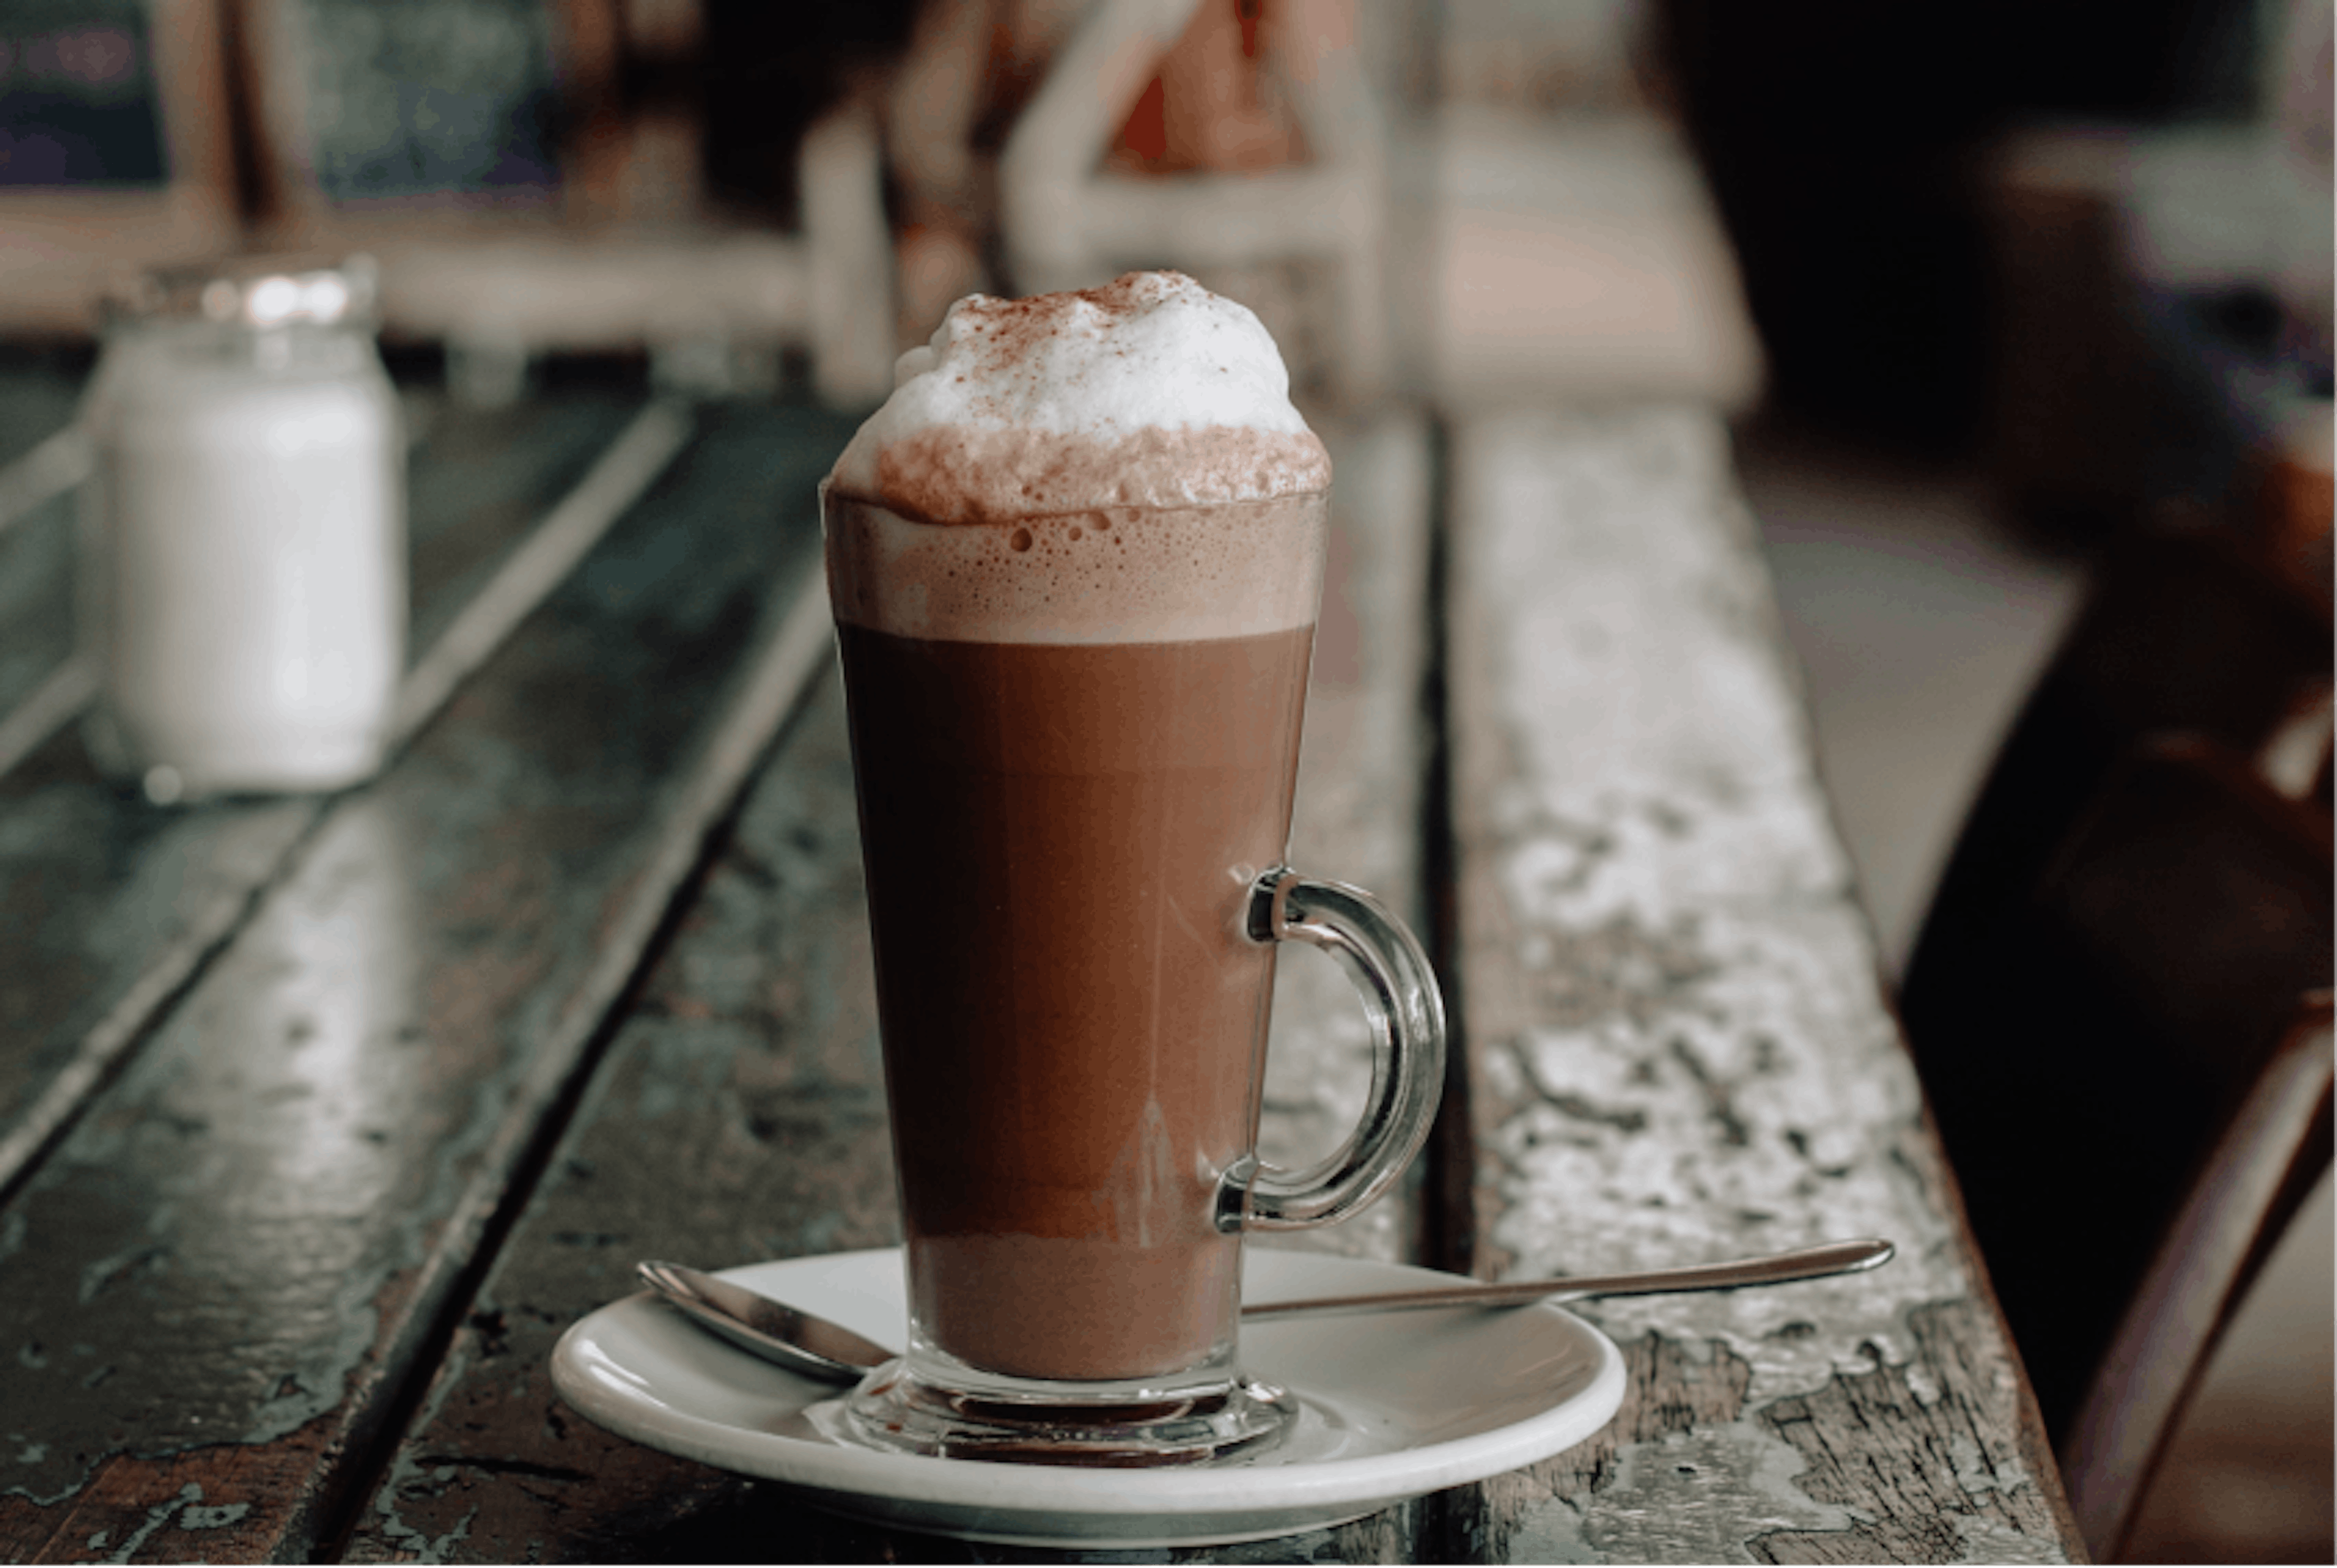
[347,669,900,1566]
[0,404,854,1563]
[0,498,77,753]
[1436,408,2079,1563]
[0,394,649,1190]
[0,358,82,472]
[342,416,1441,1564]
[402,393,646,657]
[0,364,91,754]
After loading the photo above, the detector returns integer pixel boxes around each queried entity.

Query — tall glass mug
[823,483,1445,1464]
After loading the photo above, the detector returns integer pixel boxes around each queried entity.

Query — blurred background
[0,1,2326,1558]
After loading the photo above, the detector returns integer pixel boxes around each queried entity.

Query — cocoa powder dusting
[959,274,1161,377]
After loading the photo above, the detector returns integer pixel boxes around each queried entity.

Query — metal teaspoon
[637,1238,1895,1384]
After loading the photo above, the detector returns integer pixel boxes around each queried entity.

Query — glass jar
[78,258,407,801]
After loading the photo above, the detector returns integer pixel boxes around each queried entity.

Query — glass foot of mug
[842,1362,1297,1466]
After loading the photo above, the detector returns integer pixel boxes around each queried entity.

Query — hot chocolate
[840,618,1309,1378]
[826,274,1331,1385]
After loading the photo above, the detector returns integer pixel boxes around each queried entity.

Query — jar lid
[107,256,380,329]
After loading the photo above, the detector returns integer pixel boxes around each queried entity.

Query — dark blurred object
[1906,526,2331,1020]
[2063,993,2332,1559]
[1906,734,2332,1560]
[2251,399,2335,616]
[1900,493,2333,1561]
[1654,0,2271,458]
[247,0,564,215]
[696,0,919,226]
[554,0,696,227]
[1980,118,2331,537]
[0,0,169,186]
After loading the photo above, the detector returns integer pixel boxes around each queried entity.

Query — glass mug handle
[1216,867,1447,1232]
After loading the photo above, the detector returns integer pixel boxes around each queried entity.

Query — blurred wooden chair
[1902,526,2330,1028]
[1905,734,2332,1560]
[2061,991,2332,1557]
[353,102,896,408]
[997,0,1389,399]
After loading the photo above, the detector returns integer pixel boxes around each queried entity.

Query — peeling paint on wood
[1445,1329,1845,1564]
[1443,408,2080,1563]
[1750,1300,2066,1566]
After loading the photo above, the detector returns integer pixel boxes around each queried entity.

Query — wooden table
[0,377,2084,1563]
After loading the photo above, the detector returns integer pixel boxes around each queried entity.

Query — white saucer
[552,1246,1626,1549]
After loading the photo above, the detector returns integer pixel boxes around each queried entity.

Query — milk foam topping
[830,271,1329,521]
[825,273,1328,646]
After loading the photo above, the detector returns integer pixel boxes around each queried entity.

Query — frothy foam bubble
[827,271,1330,526]
[825,490,1325,646]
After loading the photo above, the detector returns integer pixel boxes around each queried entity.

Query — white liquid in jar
[80,319,406,796]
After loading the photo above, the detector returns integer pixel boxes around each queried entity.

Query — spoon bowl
[637,1260,896,1381]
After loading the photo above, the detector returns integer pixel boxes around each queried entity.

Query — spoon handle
[1240,1238,1894,1320]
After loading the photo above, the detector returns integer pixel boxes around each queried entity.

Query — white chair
[997,0,1390,400]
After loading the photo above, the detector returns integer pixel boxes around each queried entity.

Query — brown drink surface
[838,619,1312,1381]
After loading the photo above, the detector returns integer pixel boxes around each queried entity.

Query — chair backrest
[1904,736,2333,1559]
[2061,994,2332,1558]
[997,0,1391,397]
[1902,528,2328,1024]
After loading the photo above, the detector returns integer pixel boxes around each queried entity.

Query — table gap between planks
[0,385,2083,1564]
